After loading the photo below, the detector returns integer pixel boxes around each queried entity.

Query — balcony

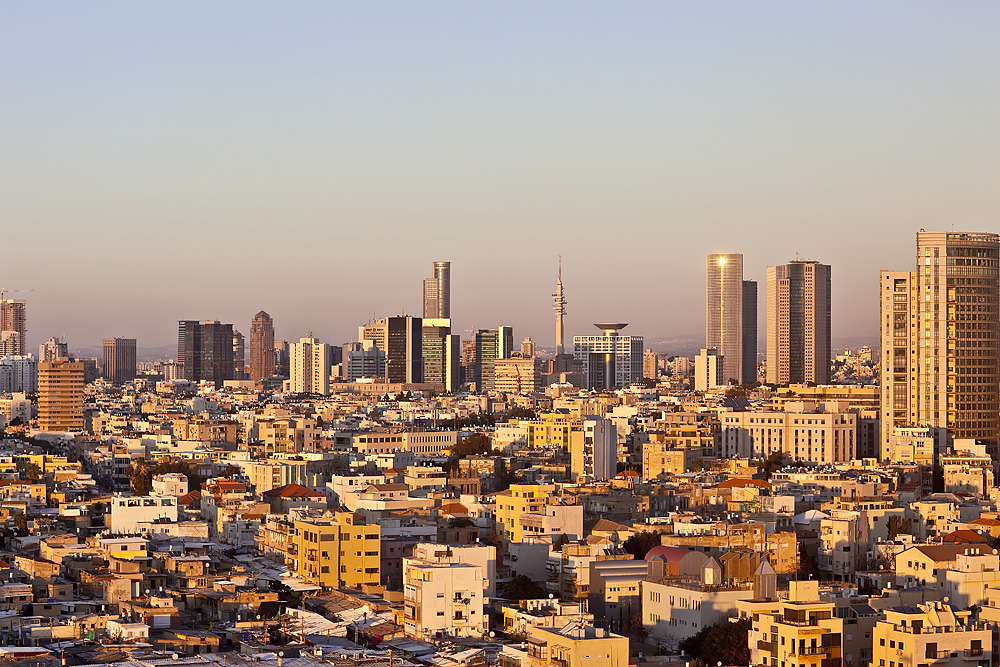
[964,649,987,660]
[757,641,777,653]
[798,646,833,657]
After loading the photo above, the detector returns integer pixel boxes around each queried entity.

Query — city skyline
[6,4,1000,351]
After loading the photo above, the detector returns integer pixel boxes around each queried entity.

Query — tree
[501,575,547,601]
[887,515,912,541]
[691,457,705,472]
[127,458,153,496]
[679,617,752,667]
[16,460,41,482]
[445,433,492,473]
[623,531,662,559]
[13,512,28,535]
[760,451,787,480]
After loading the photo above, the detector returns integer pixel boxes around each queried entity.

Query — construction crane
[0,287,32,303]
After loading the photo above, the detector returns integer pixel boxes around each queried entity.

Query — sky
[3,2,999,354]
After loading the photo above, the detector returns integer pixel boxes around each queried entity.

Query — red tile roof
[177,490,201,506]
[263,483,326,499]
[943,529,987,544]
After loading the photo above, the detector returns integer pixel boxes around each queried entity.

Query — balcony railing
[797,646,833,657]
[757,641,777,653]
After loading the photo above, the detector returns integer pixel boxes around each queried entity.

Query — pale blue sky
[3,2,999,352]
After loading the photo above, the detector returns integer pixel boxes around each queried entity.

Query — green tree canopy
[679,617,752,666]
[500,575,548,601]
[623,530,662,559]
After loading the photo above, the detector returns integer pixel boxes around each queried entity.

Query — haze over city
[4,2,1000,351]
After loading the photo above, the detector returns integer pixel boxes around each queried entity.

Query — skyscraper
[880,231,1000,456]
[38,358,84,432]
[422,261,451,319]
[422,318,460,392]
[290,334,331,395]
[177,320,235,387]
[706,253,756,385]
[249,311,275,383]
[102,337,137,385]
[743,280,758,384]
[766,260,831,385]
[474,326,514,392]
[386,316,423,384]
[573,323,644,390]
[0,300,26,356]
[233,329,246,380]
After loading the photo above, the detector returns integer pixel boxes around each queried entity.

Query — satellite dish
[172,654,180,661]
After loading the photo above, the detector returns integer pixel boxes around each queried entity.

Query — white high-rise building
[694,348,724,392]
[38,337,68,362]
[0,355,37,393]
[290,334,331,395]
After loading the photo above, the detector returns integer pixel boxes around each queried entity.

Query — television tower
[552,257,567,356]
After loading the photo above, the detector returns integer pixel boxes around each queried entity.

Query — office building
[573,323,643,390]
[494,356,543,394]
[718,401,857,464]
[386,316,422,384]
[38,358,85,432]
[274,340,290,378]
[0,300,26,357]
[177,320,235,387]
[290,334,331,395]
[38,337,67,362]
[422,261,451,319]
[743,279,758,382]
[102,337,137,385]
[421,319,460,392]
[880,232,1000,455]
[766,260,832,385]
[460,338,476,386]
[232,329,246,380]
[706,253,756,385]
[475,327,513,391]
[249,311,275,382]
[344,340,385,381]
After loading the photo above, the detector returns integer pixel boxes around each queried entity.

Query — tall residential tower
[880,231,1000,456]
[766,260,832,385]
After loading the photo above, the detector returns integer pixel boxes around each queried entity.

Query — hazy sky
[3,2,999,354]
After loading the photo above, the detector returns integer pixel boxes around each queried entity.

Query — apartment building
[873,602,989,667]
[403,560,485,640]
[749,581,843,667]
[291,511,380,590]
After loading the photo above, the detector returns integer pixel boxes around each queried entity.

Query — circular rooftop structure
[594,322,628,334]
